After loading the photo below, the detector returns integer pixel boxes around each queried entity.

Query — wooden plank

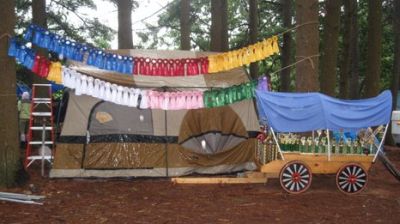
[244,171,267,179]
[171,177,267,184]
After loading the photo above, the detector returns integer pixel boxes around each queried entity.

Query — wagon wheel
[279,161,312,194]
[336,163,368,194]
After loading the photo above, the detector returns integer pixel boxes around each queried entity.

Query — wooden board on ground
[171,177,267,184]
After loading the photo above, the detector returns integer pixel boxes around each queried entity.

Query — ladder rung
[29,141,53,145]
[33,102,52,105]
[27,155,53,160]
[30,126,53,130]
[33,84,52,87]
[33,98,51,102]
[32,112,52,116]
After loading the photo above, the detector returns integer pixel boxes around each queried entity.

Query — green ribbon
[203,81,257,108]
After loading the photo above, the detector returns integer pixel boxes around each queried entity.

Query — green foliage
[52,89,64,100]
[15,0,115,48]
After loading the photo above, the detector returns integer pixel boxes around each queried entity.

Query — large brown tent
[50,50,260,178]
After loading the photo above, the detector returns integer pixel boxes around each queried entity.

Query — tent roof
[68,49,250,89]
[255,90,392,132]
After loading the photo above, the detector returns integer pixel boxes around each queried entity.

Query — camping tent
[50,50,260,178]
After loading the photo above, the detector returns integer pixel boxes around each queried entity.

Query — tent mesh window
[179,106,249,155]
[88,102,154,142]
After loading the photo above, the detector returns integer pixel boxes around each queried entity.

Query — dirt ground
[0,147,399,224]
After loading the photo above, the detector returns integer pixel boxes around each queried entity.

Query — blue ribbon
[8,38,35,70]
[23,24,134,75]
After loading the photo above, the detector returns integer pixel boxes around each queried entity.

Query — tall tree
[340,0,359,99]
[249,0,259,79]
[31,0,48,85]
[392,0,400,109]
[180,0,191,50]
[347,0,359,99]
[295,0,319,92]
[0,0,20,187]
[320,0,340,96]
[364,0,382,98]
[279,0,292,91]
[117,0,134,49]
[210,0,228,51]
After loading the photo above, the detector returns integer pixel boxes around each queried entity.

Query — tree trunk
[295,0,319,92]
[0,0,20,187]
[32,0,48,85]
[348,0,359,99]
[210,0,228,52]
[32,0,47,28]
[279,0,292,92]
[364,0,382,98]
[180,0,191,50]
[249,0,259,79]
[392,0,400,110]
[320,0,340,97]
[117,0,133,49]
[340,0,359,99]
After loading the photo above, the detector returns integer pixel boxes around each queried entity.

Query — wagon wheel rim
[280,161,312,194]
[336,163,368,194]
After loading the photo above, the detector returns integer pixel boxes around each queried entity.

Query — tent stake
[270,127,285,161]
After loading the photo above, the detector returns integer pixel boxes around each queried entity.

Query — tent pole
[164,88,169,177]
[326,129,331,161]
[372,123,389,163]
[270,127,285,160]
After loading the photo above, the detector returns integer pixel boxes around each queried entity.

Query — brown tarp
[179,106,248,143]
[53,139,256,170]
[69,49,249,88]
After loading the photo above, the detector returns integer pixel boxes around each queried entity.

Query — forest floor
[0,147,399,224]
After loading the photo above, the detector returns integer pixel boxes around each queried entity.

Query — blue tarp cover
[255,90,392,132]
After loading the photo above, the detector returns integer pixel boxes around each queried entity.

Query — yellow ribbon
[47,62,62,84]
[207,36,279,73]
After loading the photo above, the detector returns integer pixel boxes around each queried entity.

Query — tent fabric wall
[59,93,100,137]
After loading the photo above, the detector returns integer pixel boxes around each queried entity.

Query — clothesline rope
[270,54,320,75]
[277,21,319,37]
[0,33,12,40]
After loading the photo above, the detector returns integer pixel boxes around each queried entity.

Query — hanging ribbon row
[8,35,264,110]
[62,67,204,110]
[22,24,279,76]
[203,81,257,108]
[23,24,134,74]
[208,36,280,73]
[132,57,208,76]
